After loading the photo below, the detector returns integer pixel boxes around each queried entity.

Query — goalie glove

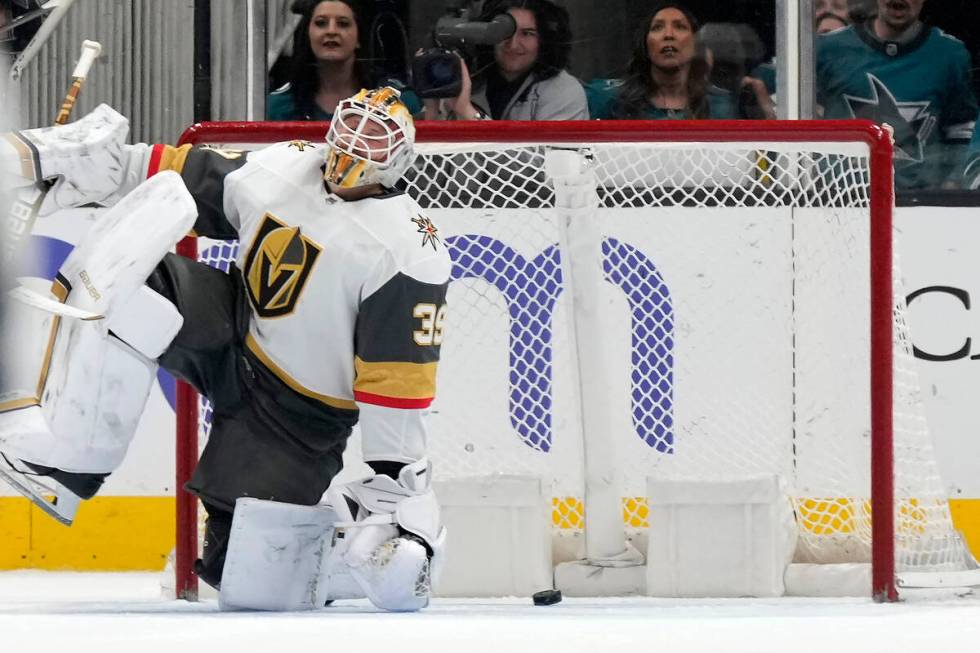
[326,457,446,612]
[0,104,145,215]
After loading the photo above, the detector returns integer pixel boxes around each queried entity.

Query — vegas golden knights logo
[243,214,322,318]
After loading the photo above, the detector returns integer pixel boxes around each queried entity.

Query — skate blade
[0,462,79,525]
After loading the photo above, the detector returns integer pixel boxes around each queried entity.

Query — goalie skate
[0,454,82,525]
[349,534,432,612]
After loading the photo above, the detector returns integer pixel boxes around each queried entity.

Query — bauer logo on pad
[243,213,322,318]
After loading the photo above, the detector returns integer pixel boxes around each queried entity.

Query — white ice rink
[2,572,980,653]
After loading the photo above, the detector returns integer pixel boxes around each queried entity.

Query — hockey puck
[532,589,563,606]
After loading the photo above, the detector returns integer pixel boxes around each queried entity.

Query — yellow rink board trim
[553,496,980,562]
[949,499,980,562]
[2,496,980,570]
[0,497,174,570]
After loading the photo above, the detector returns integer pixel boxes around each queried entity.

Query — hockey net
[170,120,976,601]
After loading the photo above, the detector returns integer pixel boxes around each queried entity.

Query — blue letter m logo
[448,235,674,454]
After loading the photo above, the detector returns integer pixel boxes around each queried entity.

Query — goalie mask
[324,87,416,189]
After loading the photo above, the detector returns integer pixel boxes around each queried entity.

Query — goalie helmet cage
[171,119,960,603]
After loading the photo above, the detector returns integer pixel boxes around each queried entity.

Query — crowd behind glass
[265,0,980,194]
[3,0,972,192]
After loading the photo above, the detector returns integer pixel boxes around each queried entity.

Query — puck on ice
[532,589,562,606]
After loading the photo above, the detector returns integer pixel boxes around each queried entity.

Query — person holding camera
[267,0,420,121]
[588,2,773,120]
[422,0,588,121]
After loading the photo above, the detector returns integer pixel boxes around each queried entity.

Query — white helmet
[324,86,416,189]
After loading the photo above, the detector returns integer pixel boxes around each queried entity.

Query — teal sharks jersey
[816,22,977,190]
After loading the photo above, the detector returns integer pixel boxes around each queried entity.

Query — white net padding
[189,134,975,579]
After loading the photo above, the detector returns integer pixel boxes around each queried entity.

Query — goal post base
[897,569,980,590]
[784,565,980,598]
[160,548,215,601]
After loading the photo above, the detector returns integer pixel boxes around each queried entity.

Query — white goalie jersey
[148,138,451,463]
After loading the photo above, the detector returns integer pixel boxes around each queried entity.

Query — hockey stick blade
[8,285,104,320]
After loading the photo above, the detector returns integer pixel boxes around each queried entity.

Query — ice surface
[1,571,980,653]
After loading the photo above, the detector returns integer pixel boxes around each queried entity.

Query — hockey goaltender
[0,87,450,612]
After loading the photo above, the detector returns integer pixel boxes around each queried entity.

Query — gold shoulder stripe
[156,144,193,174]
[245,333,357,410]
[353,357,437,400]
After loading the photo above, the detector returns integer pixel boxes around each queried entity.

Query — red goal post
[173,119,901,601]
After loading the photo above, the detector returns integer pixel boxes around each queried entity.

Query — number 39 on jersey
[414,303,447,346]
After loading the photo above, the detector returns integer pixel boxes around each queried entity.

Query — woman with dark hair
[424,0,588,120]
[267,0,419,120]
[589,2,773,120]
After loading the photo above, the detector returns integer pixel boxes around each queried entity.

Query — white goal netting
[182,126,976,587]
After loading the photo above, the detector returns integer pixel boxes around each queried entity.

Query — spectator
[816,12,849,34]
[267,0,420,120]
[422,0,588,121]
[847,0,878,23]
[815,0,851,25]
[816,0,977,190]
[700,22,776,120]
[588,2,772,120]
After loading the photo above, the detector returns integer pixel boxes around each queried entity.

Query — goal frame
[172,119,896,602]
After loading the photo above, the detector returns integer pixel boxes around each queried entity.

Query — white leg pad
[105,285,183,359]
[318,526,372,603]
[1,322,157,472]
[57,170,196,321]
[219,494,445,612]
[0,171,196,473]
[219,497,360,611]
[0,280,59,406]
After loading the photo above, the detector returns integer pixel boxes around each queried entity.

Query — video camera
[412,2,517,99]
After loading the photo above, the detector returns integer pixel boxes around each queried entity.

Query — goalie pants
[147,254,357,550]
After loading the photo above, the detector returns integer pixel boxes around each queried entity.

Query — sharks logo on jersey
[816,22,977,189]
[243,213,322,318]
[844,74,935,162]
